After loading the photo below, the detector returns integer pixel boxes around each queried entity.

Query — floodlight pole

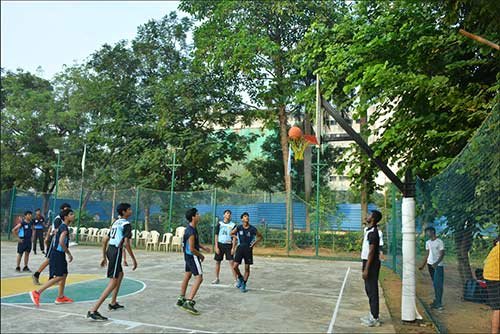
[51,150,62,218]
[321,96,420,322]
[167,148,181,233]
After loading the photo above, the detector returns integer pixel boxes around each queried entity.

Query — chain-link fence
[386,110,499,333]
[2,184,378,258]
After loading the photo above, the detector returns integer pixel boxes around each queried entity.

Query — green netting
[386,109,499,328]
[4,182,376,260]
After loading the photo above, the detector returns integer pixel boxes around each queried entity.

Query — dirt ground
[379,267,437,334]
[416,265,492,334]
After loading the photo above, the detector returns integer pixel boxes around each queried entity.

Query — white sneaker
[360,314,371,324]
[364,317,381,327]
[211,278,220,284]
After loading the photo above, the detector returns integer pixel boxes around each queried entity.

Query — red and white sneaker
[55,296,74,304]
[30,290,41,307]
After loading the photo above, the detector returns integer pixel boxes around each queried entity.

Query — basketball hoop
[288,126,319,161]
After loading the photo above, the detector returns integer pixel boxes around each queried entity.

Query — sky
[1,1,182,80]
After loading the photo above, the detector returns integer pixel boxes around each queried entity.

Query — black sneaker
[108,303,124,310]
[176,296,186,307]
[15,267,21,272]
[32,273,41,285]
[23,266,31,272]
[87,311,108,321]
[180,300,200,315]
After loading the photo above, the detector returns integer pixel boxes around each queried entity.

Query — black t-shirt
[236,224,257,247]
[367,226,380,262]
[53,223,70,253]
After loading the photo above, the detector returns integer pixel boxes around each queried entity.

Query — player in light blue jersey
[87,203,138,321]
[212,209,238,285]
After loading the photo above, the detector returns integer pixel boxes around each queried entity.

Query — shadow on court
[1,241,395,333]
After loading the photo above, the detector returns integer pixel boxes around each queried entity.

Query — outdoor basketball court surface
[1,241,395,333]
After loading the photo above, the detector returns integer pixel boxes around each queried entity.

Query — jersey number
[110,228,117,238]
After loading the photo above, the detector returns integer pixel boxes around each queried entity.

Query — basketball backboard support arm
[320,97,406,195]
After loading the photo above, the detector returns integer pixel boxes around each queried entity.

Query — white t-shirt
[361,226,384,260]
[425,238,445,266]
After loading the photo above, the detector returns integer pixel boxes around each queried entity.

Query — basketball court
[1,241,395,333]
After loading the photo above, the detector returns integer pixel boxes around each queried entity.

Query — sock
[244,280,247,284]
[34,272,40,278]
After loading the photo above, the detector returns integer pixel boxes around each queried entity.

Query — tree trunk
[144,205,150,231]
[360,116,368,226]
[82,190,93,210]
[304,113,312,232]
[278,105,293,246]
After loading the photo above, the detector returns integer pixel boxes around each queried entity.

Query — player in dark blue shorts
[32,203,71,285]
[87,203,138,321]
[230,212,262,293]
[177,208,211,315]
[30,209,75,306]
[12,211,34,272]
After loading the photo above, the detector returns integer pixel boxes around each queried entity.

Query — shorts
[49,251,68,278]
[107,246,123,279]
[214,243,234,261]
[17,240,32,254]
[486,280,500,310]
[185,255,203,276]
[234,245,253,265]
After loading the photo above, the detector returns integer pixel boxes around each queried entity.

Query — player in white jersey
[87,203,138,321]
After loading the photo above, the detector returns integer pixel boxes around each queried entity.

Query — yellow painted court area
[1,274,101,298]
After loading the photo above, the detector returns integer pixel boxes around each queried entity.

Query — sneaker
[23,266,31,272]
[176,296,186,307]
[87,311,108,321]
[181,300,200,315]
[236,277,243,289]
[364,317,381,327]
[55,296,74,304]
[15,267,21,272]
[30,290,41,306]
[32,274,41,285]
[211,278,220,284]
[240,281,248,293]
[431,304,444,311]
[360,314,372,323]
[108,303,124,310]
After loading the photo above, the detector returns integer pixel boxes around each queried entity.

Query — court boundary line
[0,278,146,305]
[1,303,215,333]
[327,266,350,334]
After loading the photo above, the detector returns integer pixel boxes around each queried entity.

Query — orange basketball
[288,126,303,140]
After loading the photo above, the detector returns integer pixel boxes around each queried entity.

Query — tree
[297,0,499,287]
[180,0,346,242]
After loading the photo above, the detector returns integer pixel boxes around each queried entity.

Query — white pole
[401,197,422,321]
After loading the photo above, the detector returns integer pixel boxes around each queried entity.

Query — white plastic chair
[175,226,186,238]
[89,228,99,243]
[97,228,109,243]
[146,231,160,251]
[139,230,150,247]
[159,233,173,252]
[171,235,182,252]
[79,227,88,241]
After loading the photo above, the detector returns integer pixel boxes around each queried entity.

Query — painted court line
[327,266,350,334]
[1,303,215,333]
[0,278,146,305]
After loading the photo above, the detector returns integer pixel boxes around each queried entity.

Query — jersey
[18,219,33,240]
[52,215,63,232]
[33,216,45,230]
[215,220,235,244]
[361,226,380,261]
[53,223,70,253]
[183,225,200,258]
[108,218,132,248]
[235,224,257,247]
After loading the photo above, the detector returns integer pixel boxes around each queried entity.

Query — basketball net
[289,135,318,161]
